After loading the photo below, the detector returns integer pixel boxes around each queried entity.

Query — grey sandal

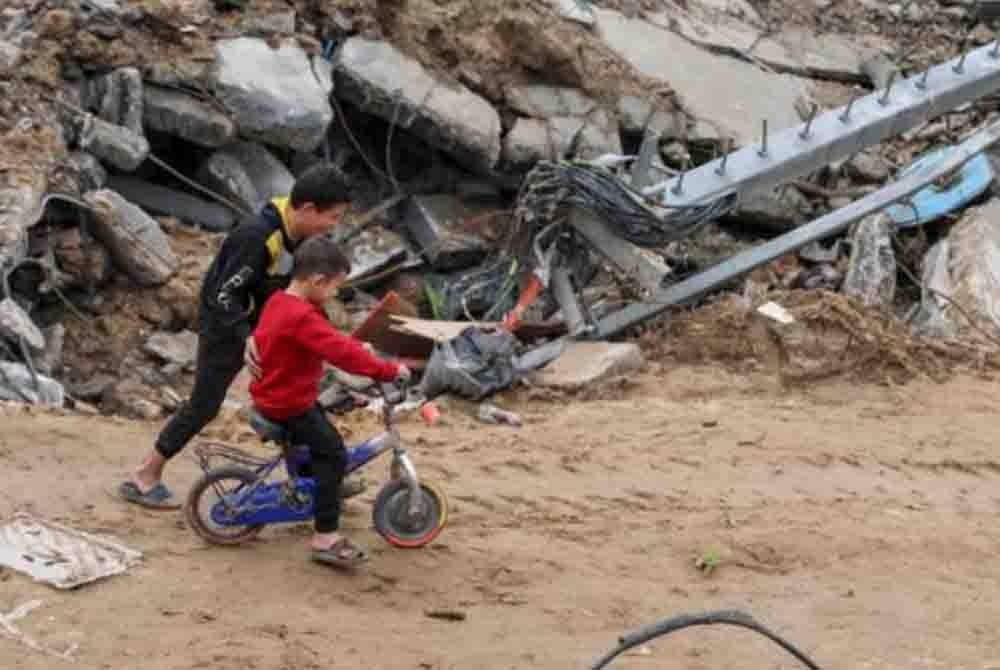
[311,537,369,569]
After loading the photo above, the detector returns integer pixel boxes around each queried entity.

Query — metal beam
[591,120,1000,338]
[569,210,671,295]
[646,42,1000,207]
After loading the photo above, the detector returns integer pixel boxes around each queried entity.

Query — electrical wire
[590,610,823,670]
[515,160,737,249]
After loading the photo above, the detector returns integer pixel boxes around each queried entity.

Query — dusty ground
[2,365,1000,669]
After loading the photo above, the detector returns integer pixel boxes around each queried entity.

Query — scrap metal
[550,40,1000,338]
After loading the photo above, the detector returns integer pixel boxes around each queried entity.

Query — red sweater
[249,291,400,420]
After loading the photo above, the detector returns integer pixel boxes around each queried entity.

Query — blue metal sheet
[885,147,994,228]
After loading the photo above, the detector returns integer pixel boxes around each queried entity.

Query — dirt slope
[2,366,999,669]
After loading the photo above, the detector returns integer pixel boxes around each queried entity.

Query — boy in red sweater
[248,236,409,569]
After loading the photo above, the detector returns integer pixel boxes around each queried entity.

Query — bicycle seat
[249,408,290,444]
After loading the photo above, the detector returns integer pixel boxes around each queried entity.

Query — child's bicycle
[184,381,448,549]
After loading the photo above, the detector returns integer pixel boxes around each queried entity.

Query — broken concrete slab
[214,37,333,152]
[345,227,411,283]
[0,298,44,350]
[843,212,896,309]
[531,341,644,389]
[89,67,144,136]
[142,84,237,148]
[83,188,178,286]
[196,141,294,213]
[143,330,198,369]
[652,10,870,83]
[106,176,236,232]
[402,195,491,271]
[918,200,1000,333]
[78,115,150,172]
[0,362,64,406]
[597,8,810,146]
[335,37,502,172]
[0,174,46,276]
[505,85,597,119]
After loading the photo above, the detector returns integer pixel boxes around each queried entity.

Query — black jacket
[198,198,298,341]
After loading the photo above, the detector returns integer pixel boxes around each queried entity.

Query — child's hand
[245,336,262,380]
[395,365,412,385]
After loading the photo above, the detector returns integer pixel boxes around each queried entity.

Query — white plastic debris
[0,513,142,590]
[555,0,596,26]
[756,301,795,325]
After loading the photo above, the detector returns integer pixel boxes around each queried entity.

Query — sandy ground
[1,365,1000,669]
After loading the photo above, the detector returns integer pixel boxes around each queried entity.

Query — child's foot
[339,475,365,500]
[310,534,369,570]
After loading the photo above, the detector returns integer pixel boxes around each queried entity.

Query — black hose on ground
[590,610,823,670]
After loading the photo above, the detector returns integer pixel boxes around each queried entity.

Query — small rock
[38,9,75,38]
[502,119,550,166]
[617,95,653,135]
[0,297,43,350]
[70,374,116,402]
[90,67,144,136]
[143,330,198,368]
[575,108,623,160]
[68,152,108,192]
[843,212,896,308]
[36,323,65,376]
[0,40,22,73]
[243,11,296,35]
[83,189,178,286]
[647,110,686,141]
[660,141,689,167]
[78,115,150,172]
[847,151,890,183]
[0,362,65,407]
[531,341,644,389]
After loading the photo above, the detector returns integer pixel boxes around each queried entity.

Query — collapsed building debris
[3,0,1000,415]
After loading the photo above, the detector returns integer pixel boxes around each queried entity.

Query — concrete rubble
[142,84,237,148]
[214,37,333,152]
[335,37,503,173]
[594,7,810,146]
[83,189,178,286]
[842,213,896,309]
[1,0,998,414]
[197,141,294,214]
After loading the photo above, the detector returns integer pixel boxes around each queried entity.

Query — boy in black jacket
[119,164,355,509]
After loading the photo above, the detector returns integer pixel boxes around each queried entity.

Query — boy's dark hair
[290,164,351,210]
[292,236,352,279]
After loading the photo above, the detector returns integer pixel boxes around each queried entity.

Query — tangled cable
[590,609,823,670]
[514,160,737,249]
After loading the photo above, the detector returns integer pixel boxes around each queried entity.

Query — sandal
[118,481,181,510]
[311,537,369,570]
